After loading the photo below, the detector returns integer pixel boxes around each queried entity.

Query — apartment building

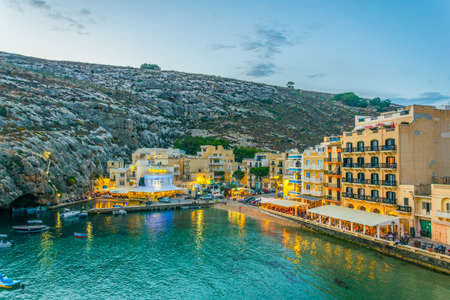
[301,144,326,208]
[341,105,450,236]
[283,149,302,199]
[323,136,342,205]
[197,145,236,183]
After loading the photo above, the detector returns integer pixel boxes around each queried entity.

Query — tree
[173,135,230,155]
[250,167,269,189]
[333,92,368,107]
[287,81,295,89]
[233,170,245,182]
[140,63,161,71]
[233,146,261,163]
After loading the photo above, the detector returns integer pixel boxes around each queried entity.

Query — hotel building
[300,144,326,208]
[323,136,343,205]
[341,105,450,237]
[196,145,236,183]
[283,149,302,199]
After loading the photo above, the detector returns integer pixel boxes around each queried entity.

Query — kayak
[74,233,87,239]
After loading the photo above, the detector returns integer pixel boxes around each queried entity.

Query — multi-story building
[245,152,286,191]
[341,105,450,236]
[301,144,326,208]
[283,149,302,199]
[431,183,450,245]
[323,136,342,205]
[197,145,236,183]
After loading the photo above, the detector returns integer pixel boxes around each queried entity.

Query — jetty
[87,200,221,215]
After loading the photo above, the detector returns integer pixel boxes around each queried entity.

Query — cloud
[391,92,450,106]
[246,63,276,78]
[306,73,325,79]
[210,43,236,50]
[242,25,293,59]
[8,0,94,34]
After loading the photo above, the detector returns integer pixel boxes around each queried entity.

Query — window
[371,173,379,184]
[306,172,310,178]
[385,138,396,150]
[346,172,353,182]
[343,158,353,167]
[386,191,396,202]
[446,203,450,212]
[386,156,395,166]
[385,174,396,185]
[371,190,379,199]
[305,160,310,167]
[306,184,310,190]
[346,187,353,195]
[346,142,353,152]
[119,180,125,186]
[358,188,365,198]
[422,202,431,213]
[370,140,379,151]
[357,173,365,183]
[120,173,125,178]
[371,156,379,167]
[317,160,323,169]
[357,141,364,152]
[357,157,364,167]
[404,198,409,206]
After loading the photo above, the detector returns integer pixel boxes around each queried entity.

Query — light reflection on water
[0,207,448,299]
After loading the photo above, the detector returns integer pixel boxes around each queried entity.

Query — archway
[10,193,38,208]
[347,204,354,209]
[358,206,366,211]
[372,208,380,214]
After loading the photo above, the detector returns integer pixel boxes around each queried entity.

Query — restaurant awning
[308,205,399,226]
[300,194,322,202]
[260,198,307,208]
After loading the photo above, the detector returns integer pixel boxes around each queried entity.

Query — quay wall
[263,209,450,275]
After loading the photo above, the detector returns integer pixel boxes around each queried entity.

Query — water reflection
[191,210,204,251]
[39,231,54,269]
[228,211,246,239]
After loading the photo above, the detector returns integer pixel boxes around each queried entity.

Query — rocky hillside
[0,51,395,207]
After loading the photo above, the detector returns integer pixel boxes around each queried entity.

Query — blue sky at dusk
[1,0,449,105]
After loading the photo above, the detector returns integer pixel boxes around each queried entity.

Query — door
[420,219,432,238]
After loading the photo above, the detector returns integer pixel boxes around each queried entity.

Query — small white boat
[27,220,43,225]
[0,235,14,248]
[79,211,88,219]
[61,208,80,218]
[12,224,49,234]
[113,209,127,216]
[0,273,22,290]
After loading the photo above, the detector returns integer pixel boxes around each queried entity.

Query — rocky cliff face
[0,51,391,208]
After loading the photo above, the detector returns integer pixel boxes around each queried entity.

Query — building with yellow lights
[196,145,237,183]
[323,136,343,205]
[245,151,286,191]
[283,149,302,200]
[300,144,326,208]
[340,105,450,238]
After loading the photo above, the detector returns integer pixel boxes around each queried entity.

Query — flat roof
[261,198,307,208]
[308,205,399,226]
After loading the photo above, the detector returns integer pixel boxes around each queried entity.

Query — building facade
[196,145,236,183]
[341,105,450,237]
[283,149,302,199]
[323,136,342,205]
[300,144,326,208]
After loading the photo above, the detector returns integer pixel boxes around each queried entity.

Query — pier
[87,200,220,215]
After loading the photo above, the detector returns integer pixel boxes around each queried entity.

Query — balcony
[342,193,396,205]
[381,163,397,170]
[342,178,381,186]
[303,165,323,170]
[303,177,323,184]
[342,145,396,153]
[324,169,341,175]
[325,195,340,202]
[324,183,341,189]
[325,158,341,164]
[381,180,397,187]
[382,145,396,151]
[289,179,302,184]
[342,163,396,170]
[397,205,412,213]
[435,210,450,219]
[304,190,323,197]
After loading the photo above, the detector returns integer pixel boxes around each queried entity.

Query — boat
[13,221,49,234]
[0,273,22,290]
[74,232,87,239]
[113,209,127,216]
[0,235,14,248]
[79,211,88,219]
[61,208,80,218]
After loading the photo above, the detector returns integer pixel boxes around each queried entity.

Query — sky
[1,0,450,106]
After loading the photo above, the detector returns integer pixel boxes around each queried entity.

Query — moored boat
[74,232,87,239]
[113,209,127,216]
[61,208,81,218]
[13,220,49,234]
[79,211,88,219]
[0,235,14,248]
[0,273,22,290]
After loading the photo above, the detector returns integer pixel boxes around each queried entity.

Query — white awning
[308,205,399,226]
[260,198,307,208]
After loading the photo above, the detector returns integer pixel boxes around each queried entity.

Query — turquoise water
[0,206,449,299]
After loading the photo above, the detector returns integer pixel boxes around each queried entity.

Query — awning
[260,198,307,208]
[308,205,399,226]
[300,194,322,202]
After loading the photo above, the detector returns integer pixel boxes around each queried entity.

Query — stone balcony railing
[435,211,450,219]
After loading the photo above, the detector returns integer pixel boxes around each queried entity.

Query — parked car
[200,195,213,201]
[159,197,171,203]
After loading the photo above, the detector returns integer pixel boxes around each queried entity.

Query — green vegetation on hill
[233,146,262,163]
[334,92,393,111]
[140,63,161,71]
[333,92,368,107]
[174,135,230,155]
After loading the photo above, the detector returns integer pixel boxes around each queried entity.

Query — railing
[435,210,450,219]
[324,183,341,189]
[381,180,397,187]
[324,169,341,175]
[342,193,396,205]
[342,145,396,153]
[324,195,340,201]
[302,165,323,170]
[342,178,381,185]
[342,163,396,169]
[303,177,323,183]
[324,158,341,163]
[397,205,412,213]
